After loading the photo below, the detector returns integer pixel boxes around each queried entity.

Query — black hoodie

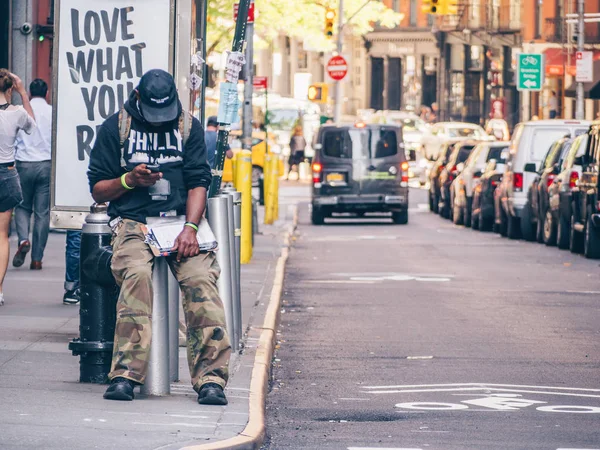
[87,92,211,223]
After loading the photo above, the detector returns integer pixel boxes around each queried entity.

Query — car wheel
[452,203,463,225]
[543,210,557,246]
[392,210,408,225]
[432,193,440,214]
[251,166,263,188]
[311,206,325,225]
[520,203,536,242]
[570,214,584,254]
[499,209,508,236]
[481,215,493,232]
[507,214,521,239]
[464,196,472,228]
[429,192,435,211]
[584,214,600,259]
[557,212,570,250]
[471,206,479,231]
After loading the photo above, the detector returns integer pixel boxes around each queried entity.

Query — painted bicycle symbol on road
[361,383,600,414]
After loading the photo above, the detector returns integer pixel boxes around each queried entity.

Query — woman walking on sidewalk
[0,69,36,306]
[287,125,306,180]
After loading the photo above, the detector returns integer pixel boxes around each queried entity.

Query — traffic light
[325,8,335,39]
[308,83,328,104]
[440,0,459,14]
[422,0,440,14]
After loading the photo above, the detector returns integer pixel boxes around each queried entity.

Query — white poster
[576,51,593,83]
[53,0,172,210]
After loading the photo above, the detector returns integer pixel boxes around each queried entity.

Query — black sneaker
[103,377,136,401]
[63,288,80,305]
[197,383,228,405]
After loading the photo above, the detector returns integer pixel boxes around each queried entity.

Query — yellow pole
[273,155,280,220]
[236,150,253,263]
[232,152,238,189]
[264,154,275,224]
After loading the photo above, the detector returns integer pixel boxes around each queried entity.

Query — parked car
[547,133,589,249]
[310,123,409,225]
[570,121,600,258]
[494,119,590,239]
[372,111,429,185]
[438,141,478,219]
[421,122,492,161]
[472,151,507,231]
[521,136,573,244]
[428,142,456,213]
[454,142,509,227]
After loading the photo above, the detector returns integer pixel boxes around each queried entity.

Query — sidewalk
[0,191,299,450]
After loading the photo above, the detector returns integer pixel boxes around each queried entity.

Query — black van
[310,123,409,225]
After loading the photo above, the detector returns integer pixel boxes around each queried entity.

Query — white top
[0,105,36,164]
[15,97,52,162]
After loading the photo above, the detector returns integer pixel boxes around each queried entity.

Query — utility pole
[576,0,584,120]
[242,18,255,152]
[334,0,344,123]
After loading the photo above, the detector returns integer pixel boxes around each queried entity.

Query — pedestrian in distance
[549,91,558,119]
[204,115,233,169]
[12,79,52,271]
[87,69,231,404]
[0,69,36,306]
[287,125,306,180]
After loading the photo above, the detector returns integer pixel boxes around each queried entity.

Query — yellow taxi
[222,130,285,186]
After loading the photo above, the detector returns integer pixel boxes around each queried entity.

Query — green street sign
[517,53,544,91]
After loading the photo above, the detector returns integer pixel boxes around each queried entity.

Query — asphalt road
[265,187,600,450]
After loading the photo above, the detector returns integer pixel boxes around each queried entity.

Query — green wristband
[121,173,134,190]
[184,222,199,232]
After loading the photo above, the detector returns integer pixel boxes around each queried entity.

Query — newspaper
[142,218,218,257]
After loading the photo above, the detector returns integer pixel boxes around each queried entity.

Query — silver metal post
[141,257,170,396]
[576,0,585,120]
[242,21,255,151]
[224,193,241,349]
[334,0,344,123]
[222,189,242,346]
[207,196,236,350]
[168,270,180,382]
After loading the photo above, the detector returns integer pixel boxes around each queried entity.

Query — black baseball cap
[207,116,219,127]
[137,69,179,123]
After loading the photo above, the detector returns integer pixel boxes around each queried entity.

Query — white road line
[406,356,433,360]
[307,280,377,284]
[361,383,600,392]
[366,387,600,399]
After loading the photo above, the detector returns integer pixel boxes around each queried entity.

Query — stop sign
[327,55,348,81]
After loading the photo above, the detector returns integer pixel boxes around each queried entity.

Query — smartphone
[145,164,161,172]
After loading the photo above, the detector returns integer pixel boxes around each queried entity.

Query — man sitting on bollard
[87,69,231,405]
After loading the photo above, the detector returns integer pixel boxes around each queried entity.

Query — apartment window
[297,43,308,70]
[392,0,400,12]
[410,0,417,26]
[535,0,542,38]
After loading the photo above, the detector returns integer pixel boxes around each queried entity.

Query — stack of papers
[142,218,218,257]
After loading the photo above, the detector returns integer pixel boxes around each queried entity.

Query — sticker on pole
[188,73,202,91]
[217,82,240,125]
[225,51,246,84]
[576,51,593,83]
[327,55,348,81]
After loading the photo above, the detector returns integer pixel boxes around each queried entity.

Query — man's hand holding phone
[125,164,163,188]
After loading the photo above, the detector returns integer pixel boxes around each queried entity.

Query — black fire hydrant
[69,204,119,383]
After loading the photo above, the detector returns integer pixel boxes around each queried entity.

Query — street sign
[327,55,348,81]
[576,51,593,83]
[234,1,255,23]
[517,53,544,91]
[253,76,268,89]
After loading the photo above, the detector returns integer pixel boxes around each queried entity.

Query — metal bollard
[222,191,241,348]
[236,150,253,264]
[140,257,170,396]
[207,196,237,350]
[168,271,180,382]
[264,154,278,224]
[69,204,119,383]
[232,152,238,189]
[222,189,242,342]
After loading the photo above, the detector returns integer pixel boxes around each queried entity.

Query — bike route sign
[517,53,544,91]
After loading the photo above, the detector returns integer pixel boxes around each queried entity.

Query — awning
[543,48,600,77]
[565,60,600,99]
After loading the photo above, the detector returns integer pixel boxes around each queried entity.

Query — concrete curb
[183,205,298,450]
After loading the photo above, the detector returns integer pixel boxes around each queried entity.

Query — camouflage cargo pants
[108,219,231,392]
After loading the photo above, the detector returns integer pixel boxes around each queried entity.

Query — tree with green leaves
[207,0,402,56]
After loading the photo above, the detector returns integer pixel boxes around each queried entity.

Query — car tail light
[491,179,499,186]
[513,172,523,192]
[400,161,409,183]
[546,174,556,188]
[597,201,600,212]
[312,162,322,183]
[401,161,409,172]
[569,171,579,189]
